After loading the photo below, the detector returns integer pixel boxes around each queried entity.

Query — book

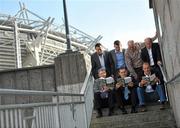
[142,74,156,86]
[97,78,106,88]
[97,77,115,89]
[117,77,132,87]
[105,77,115,89]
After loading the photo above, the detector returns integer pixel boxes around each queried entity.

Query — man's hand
[157,61,162,65]
[128,82,134,87]
[103,85,109,91]
[140,79,148,86]
[116,83,124,89]
[152,31,158,41]
[154,77,160,83]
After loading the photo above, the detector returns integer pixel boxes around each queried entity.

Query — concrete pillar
[54,51,87,96]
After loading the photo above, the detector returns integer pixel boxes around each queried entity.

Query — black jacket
[141,43,162,66]
[91,51,110,79]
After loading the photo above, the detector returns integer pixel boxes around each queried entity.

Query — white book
[124,77,132,84]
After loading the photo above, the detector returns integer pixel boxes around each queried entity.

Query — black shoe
[140,105,147,112]
[120,107,128,114]
[96,109,102,118]
[131,106,138,113]
[108,108,114,116]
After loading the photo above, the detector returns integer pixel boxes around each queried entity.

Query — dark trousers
[115,87,137,107]
[94,90,114,110]
[134,67,143,80]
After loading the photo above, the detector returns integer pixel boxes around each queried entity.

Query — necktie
[124,87,130,100]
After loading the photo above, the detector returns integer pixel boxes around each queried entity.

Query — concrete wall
[0,65,55,104]
[0,52,89,104]
[152,0,180,127]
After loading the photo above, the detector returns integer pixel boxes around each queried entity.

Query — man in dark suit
[141,37,162,71]
[115,67,138,114]
[109,40,126,79]
[91,43,110,79]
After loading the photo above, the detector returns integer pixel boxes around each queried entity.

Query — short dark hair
[98,67,106,73]
[114,40,120,45]
[95,43,101,48]
[118,66,127,71]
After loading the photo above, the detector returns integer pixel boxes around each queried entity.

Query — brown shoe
[160,104,165,110]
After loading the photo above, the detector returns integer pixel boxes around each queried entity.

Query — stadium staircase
[90,102,177,128]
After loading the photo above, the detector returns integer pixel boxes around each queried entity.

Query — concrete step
[90,104,177,128]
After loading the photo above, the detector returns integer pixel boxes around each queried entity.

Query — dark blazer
[91,51,110,79]
[108,49,126,78]
[141,43,162,66]
[138,69,163,90]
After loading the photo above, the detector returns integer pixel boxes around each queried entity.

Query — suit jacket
[91,51,110,79]
[108,49,126,78]
[141,43,162,66]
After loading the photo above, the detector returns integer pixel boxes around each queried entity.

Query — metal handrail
[0,101,84,110]
[166,72,180,84]
[158,64,180,85]
[80,69,92,94]
[0,88,83,97]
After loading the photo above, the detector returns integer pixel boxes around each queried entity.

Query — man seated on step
[93,68,115,118]
[115,67,138,114]
[137,62,166,112]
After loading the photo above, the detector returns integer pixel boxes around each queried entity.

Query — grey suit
[91,51,110,79]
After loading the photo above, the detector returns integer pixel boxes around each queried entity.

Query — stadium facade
[0,2,104,70]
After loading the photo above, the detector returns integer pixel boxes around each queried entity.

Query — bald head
[144,37,152,49]
[143,62,151,75]
[128,40,135,50]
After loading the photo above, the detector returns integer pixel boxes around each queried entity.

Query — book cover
[117,77,132,87]
[142,73,156,86]
[105,77,114,89]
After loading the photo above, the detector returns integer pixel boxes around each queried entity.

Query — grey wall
[152,0,180,127]
[0,65,55,105]
[0,52,89,105]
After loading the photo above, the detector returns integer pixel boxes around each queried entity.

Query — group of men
[91,33,166,118]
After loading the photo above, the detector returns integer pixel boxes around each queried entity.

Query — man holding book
[115,67,138,114]
[137,63,166,112]
[93,68,114,118]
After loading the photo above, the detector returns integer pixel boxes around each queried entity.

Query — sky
[0,0,156,50]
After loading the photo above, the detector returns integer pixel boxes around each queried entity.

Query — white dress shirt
[147,48,155,66]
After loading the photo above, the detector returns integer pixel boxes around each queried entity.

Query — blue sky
[0,0,156,50]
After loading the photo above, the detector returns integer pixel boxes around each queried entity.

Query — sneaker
[140,105,147,112]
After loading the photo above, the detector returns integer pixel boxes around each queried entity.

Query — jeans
[137,84,166,106]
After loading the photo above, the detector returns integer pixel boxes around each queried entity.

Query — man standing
[125,40,143,80]
[109,40,126,79]
[141,37,162,71]
[91,43,110,79]
[125,33,158,80]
